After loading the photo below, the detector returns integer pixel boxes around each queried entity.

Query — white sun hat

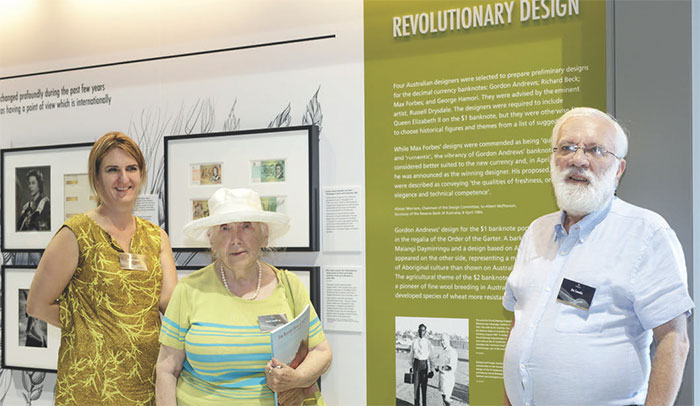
[183,188,290,244]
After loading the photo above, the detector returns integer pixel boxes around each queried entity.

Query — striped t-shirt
[160,263,325,405]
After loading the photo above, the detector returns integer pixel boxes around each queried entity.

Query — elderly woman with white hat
[155,188,331,406]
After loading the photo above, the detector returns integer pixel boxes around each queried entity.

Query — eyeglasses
[552,144,622,160]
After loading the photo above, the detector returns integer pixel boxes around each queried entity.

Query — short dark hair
[418,324,426,330]
[26,169,44,194]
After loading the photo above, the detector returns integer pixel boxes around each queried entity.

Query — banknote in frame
[192,199,210,220]
[64,173,97,221]
[260,195,287,213]
[251,159,286,183]
[191,163,222,185]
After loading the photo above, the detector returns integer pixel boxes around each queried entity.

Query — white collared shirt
[410,336,432,362]
[502,197,694,406]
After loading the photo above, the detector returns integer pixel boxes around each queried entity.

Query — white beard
[550,160,619,218]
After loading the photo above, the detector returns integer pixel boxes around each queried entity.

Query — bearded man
[502,107,693,406]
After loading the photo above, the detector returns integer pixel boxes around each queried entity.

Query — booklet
[270,303,310,405]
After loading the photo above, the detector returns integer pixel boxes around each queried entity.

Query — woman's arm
[266,339,332,393]
[26,227,79,327]
[159,229,178,314]
[155,344,185,406]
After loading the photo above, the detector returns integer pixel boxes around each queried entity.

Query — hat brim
[182,210,290,245]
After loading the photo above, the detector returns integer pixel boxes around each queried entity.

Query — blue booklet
[270,304,310,405]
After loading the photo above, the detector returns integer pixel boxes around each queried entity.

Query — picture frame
[280,265,321,316]
[164,126,319,252]
[175,264,320,314]
[176,265,200,280]
[1,142,95,251]
[2,265,61,372]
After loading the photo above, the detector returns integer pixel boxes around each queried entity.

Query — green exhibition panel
[364,1,606,404]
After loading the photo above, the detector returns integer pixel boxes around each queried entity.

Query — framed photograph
[175,264,320,313]
[395,316,469,406]
[1,142,95,251]
[164,126,319,251]
[2,266,61,372]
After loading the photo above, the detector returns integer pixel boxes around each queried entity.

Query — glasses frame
[552,144,622,160]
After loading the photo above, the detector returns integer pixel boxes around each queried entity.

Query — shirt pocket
[554,285,611,334]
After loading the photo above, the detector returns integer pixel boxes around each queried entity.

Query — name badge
[557,278,596,311]
[119,253,148,271]
[257,313,288,332]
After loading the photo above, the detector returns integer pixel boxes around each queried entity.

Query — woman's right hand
[265,359,298,393]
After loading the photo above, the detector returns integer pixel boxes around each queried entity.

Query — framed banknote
[1,142,95,251]
[164,126,319,251]
[2,266,61,371]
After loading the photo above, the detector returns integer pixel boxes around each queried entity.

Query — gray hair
[551,107,629,158]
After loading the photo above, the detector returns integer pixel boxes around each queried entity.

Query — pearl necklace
[219,260,262,300]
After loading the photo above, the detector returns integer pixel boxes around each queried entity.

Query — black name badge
[557,278,596,311]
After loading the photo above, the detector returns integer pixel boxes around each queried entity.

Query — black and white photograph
[15,166,51,232]
[395,316,469,406]
[2,266,60,371]
[2,142,94,250]
[18,289,47,348]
